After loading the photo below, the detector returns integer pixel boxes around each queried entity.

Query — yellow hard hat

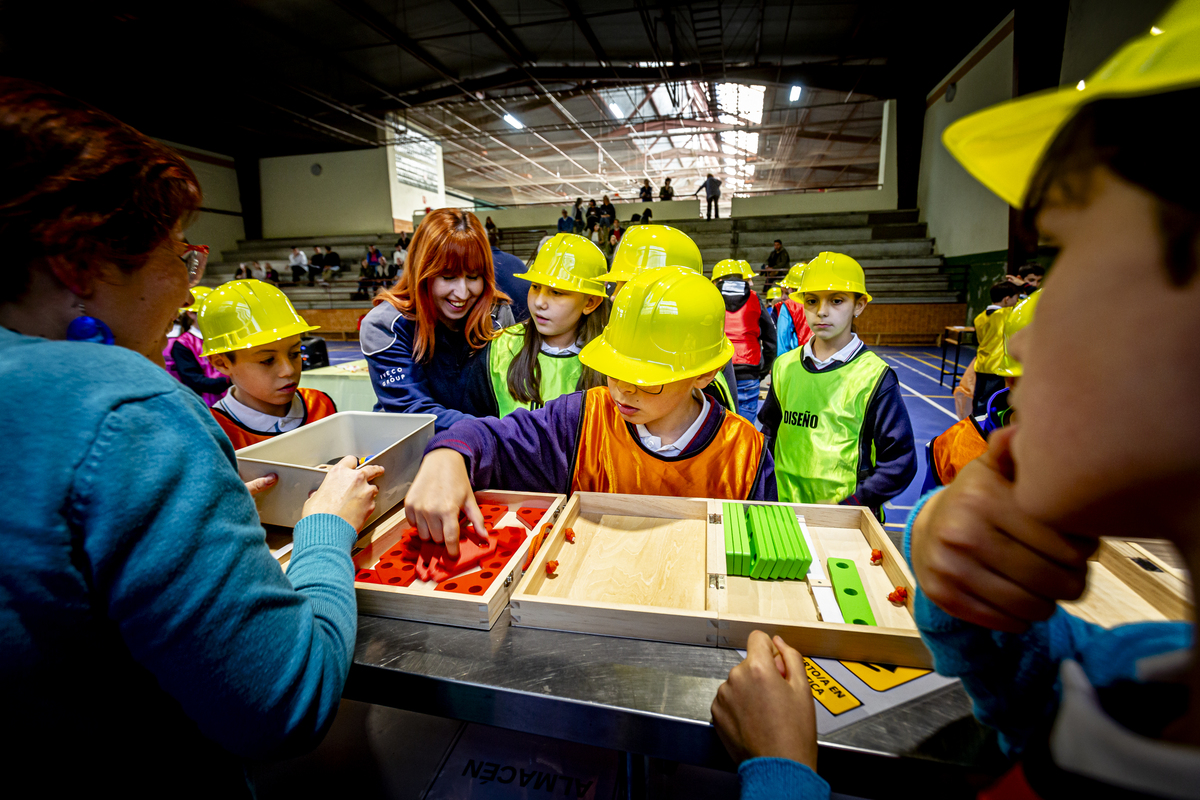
[515,233,608,297]
[995,289,1041,377]
[602,224,703,283]
[766,287,783,301]
[792,251,873,302]
[738,260,757,279]
[180,285,212,315]
[944,3,1200,208]
[198,279,320,357]
[778,262,807,290]
[579,266,733,386]
[711,259,743,281]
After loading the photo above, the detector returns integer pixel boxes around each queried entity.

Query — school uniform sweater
[426,387,777,501]
[0,327,359,797]
[361,302,500,431]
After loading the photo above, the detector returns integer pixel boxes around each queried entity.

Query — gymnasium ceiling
[0,0,1017,206]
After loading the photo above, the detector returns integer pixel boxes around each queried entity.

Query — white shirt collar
[540,340,582,356]
[636,392,709,456]
[803,333,863,370]
[215,390,305,435]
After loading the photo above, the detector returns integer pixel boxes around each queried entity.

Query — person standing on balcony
[696,173,722,219]
[639,179,653,202]
[659,177,675,201]
[599,195,616,226]
[573,198,585,233]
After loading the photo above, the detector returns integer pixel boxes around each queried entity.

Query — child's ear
[694,369,720,389]
[582,294,605,315]
[209,353,233,377]
[854,295,869,317]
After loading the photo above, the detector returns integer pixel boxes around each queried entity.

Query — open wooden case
[274,490,566,630]
[509,493,932,668]
[1065,537,1193,626]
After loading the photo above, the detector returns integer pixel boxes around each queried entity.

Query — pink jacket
[163,330,227,407]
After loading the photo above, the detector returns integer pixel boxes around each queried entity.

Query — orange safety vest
[212,388,338,450]
[726,293,763,365]
[783,297,814,347]
[569,386,766,499]
[929,416,988,486]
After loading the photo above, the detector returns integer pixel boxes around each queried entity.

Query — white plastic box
[236,412,436,528]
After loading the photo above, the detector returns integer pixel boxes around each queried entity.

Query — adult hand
[711,631,818,770]
[910,426,1096,632]
[245,473,277,497]
[302,457,385,531]
[403,448,487,558]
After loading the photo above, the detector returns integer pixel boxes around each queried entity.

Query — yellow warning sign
[840,661,931,691]
[804,658,861,715]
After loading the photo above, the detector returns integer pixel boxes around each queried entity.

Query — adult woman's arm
[72,389,377,759]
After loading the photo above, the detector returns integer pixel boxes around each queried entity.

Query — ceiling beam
[561,0,612,66]
[324,0,460,83]
[445,0,536,66]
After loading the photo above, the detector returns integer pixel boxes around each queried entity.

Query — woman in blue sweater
[0,79,383,796]
[712,11,1200,797]
[361,208,509,431]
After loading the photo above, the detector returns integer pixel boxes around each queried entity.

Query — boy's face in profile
[211,335,304,415]
[1011,167,1200,535]
[607,373,714,426]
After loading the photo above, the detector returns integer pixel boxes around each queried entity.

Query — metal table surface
[345,610,1004,797]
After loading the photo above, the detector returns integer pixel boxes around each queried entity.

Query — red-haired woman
[0,79,382,793]
[361,208,509,430]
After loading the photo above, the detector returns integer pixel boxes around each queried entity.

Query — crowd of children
[7,6,1199,794]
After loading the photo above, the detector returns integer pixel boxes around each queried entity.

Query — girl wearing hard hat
[488,233,609,415]
[715,6,1200,796]
[403,266,776,556]
[758,251,916,518]
[361,209,510,431]
[162,284,230,406]
[602,224,740,410]
[773,261,814,356]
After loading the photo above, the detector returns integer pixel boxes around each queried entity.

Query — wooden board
[275,490,565,630]
[511,493,933,667]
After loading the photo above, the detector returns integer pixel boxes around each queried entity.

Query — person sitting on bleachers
[322,246,341,281]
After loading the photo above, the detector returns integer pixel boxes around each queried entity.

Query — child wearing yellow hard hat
[970,281,1024,416]
[404,266,776,555]
[711,259,776,423]
[773,261,814,356]
[488,233,609,415]
[199,279,336,449]
[162,285,230,407]
[714,5,1200,796]
[603,224,739,409]
[758,251,916,516]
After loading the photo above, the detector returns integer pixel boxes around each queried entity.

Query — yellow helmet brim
[579,333,734,387]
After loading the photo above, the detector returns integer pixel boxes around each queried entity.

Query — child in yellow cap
[970,280,1024,416]
[488,233,609,415]
[404,266,776,554]
[199,279,336,449]
[758,252,916,516]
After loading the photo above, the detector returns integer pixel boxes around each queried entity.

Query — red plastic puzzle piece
[375,558,419,587]
[354,568,382,584]
[564,528,576,544]
[416,534,498,583]
[476,504,509,526]
[870,549,883,566]
[515,507,546,530]
[545,560,559,576]
[887,586,909,606]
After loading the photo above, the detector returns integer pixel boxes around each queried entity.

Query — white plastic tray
[236,411,436,528]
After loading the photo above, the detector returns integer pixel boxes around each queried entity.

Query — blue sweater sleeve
[738,757,830,799]
[902,491,1191,756]
[72,392,359,759]
[361,305,472,431]
[845,368,916,510]
[428,391,585,494]
[776,309,798,357]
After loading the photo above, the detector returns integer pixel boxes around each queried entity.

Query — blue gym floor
[324,341,973,533]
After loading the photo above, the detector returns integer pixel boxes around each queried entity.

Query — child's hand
[710,631,818,770]
[403,449,487,558]
[302,457,385,531]
[911,426,1096,632]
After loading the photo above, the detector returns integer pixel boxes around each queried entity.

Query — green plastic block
[765,506,792,579]
[723,507,736,575]
[828,558,876,626]
[723,503,749,576]
[746,507,774,579]
[777,506,812,579]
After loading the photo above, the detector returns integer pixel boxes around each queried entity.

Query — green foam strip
[828,557,876,626]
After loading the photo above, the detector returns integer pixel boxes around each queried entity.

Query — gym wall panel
[917,14,1013,259]
[157,139,246,260]
[261,148,393,239]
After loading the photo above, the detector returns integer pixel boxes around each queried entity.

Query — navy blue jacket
[361,303,498,431]
[491,247,529,322]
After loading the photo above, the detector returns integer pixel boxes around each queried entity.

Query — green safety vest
[488,324,584,416]
[771,347,888,505]
[712,371,735,410]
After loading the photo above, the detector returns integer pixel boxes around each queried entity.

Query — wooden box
[275,490,566,630]
[1065,537,1193,626]
[509,493,931,668]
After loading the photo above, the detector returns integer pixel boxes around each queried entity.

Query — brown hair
[1022,88,1200,286]
[374,208,509,361]
[0,78,201,304]
[506,297,609,406]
